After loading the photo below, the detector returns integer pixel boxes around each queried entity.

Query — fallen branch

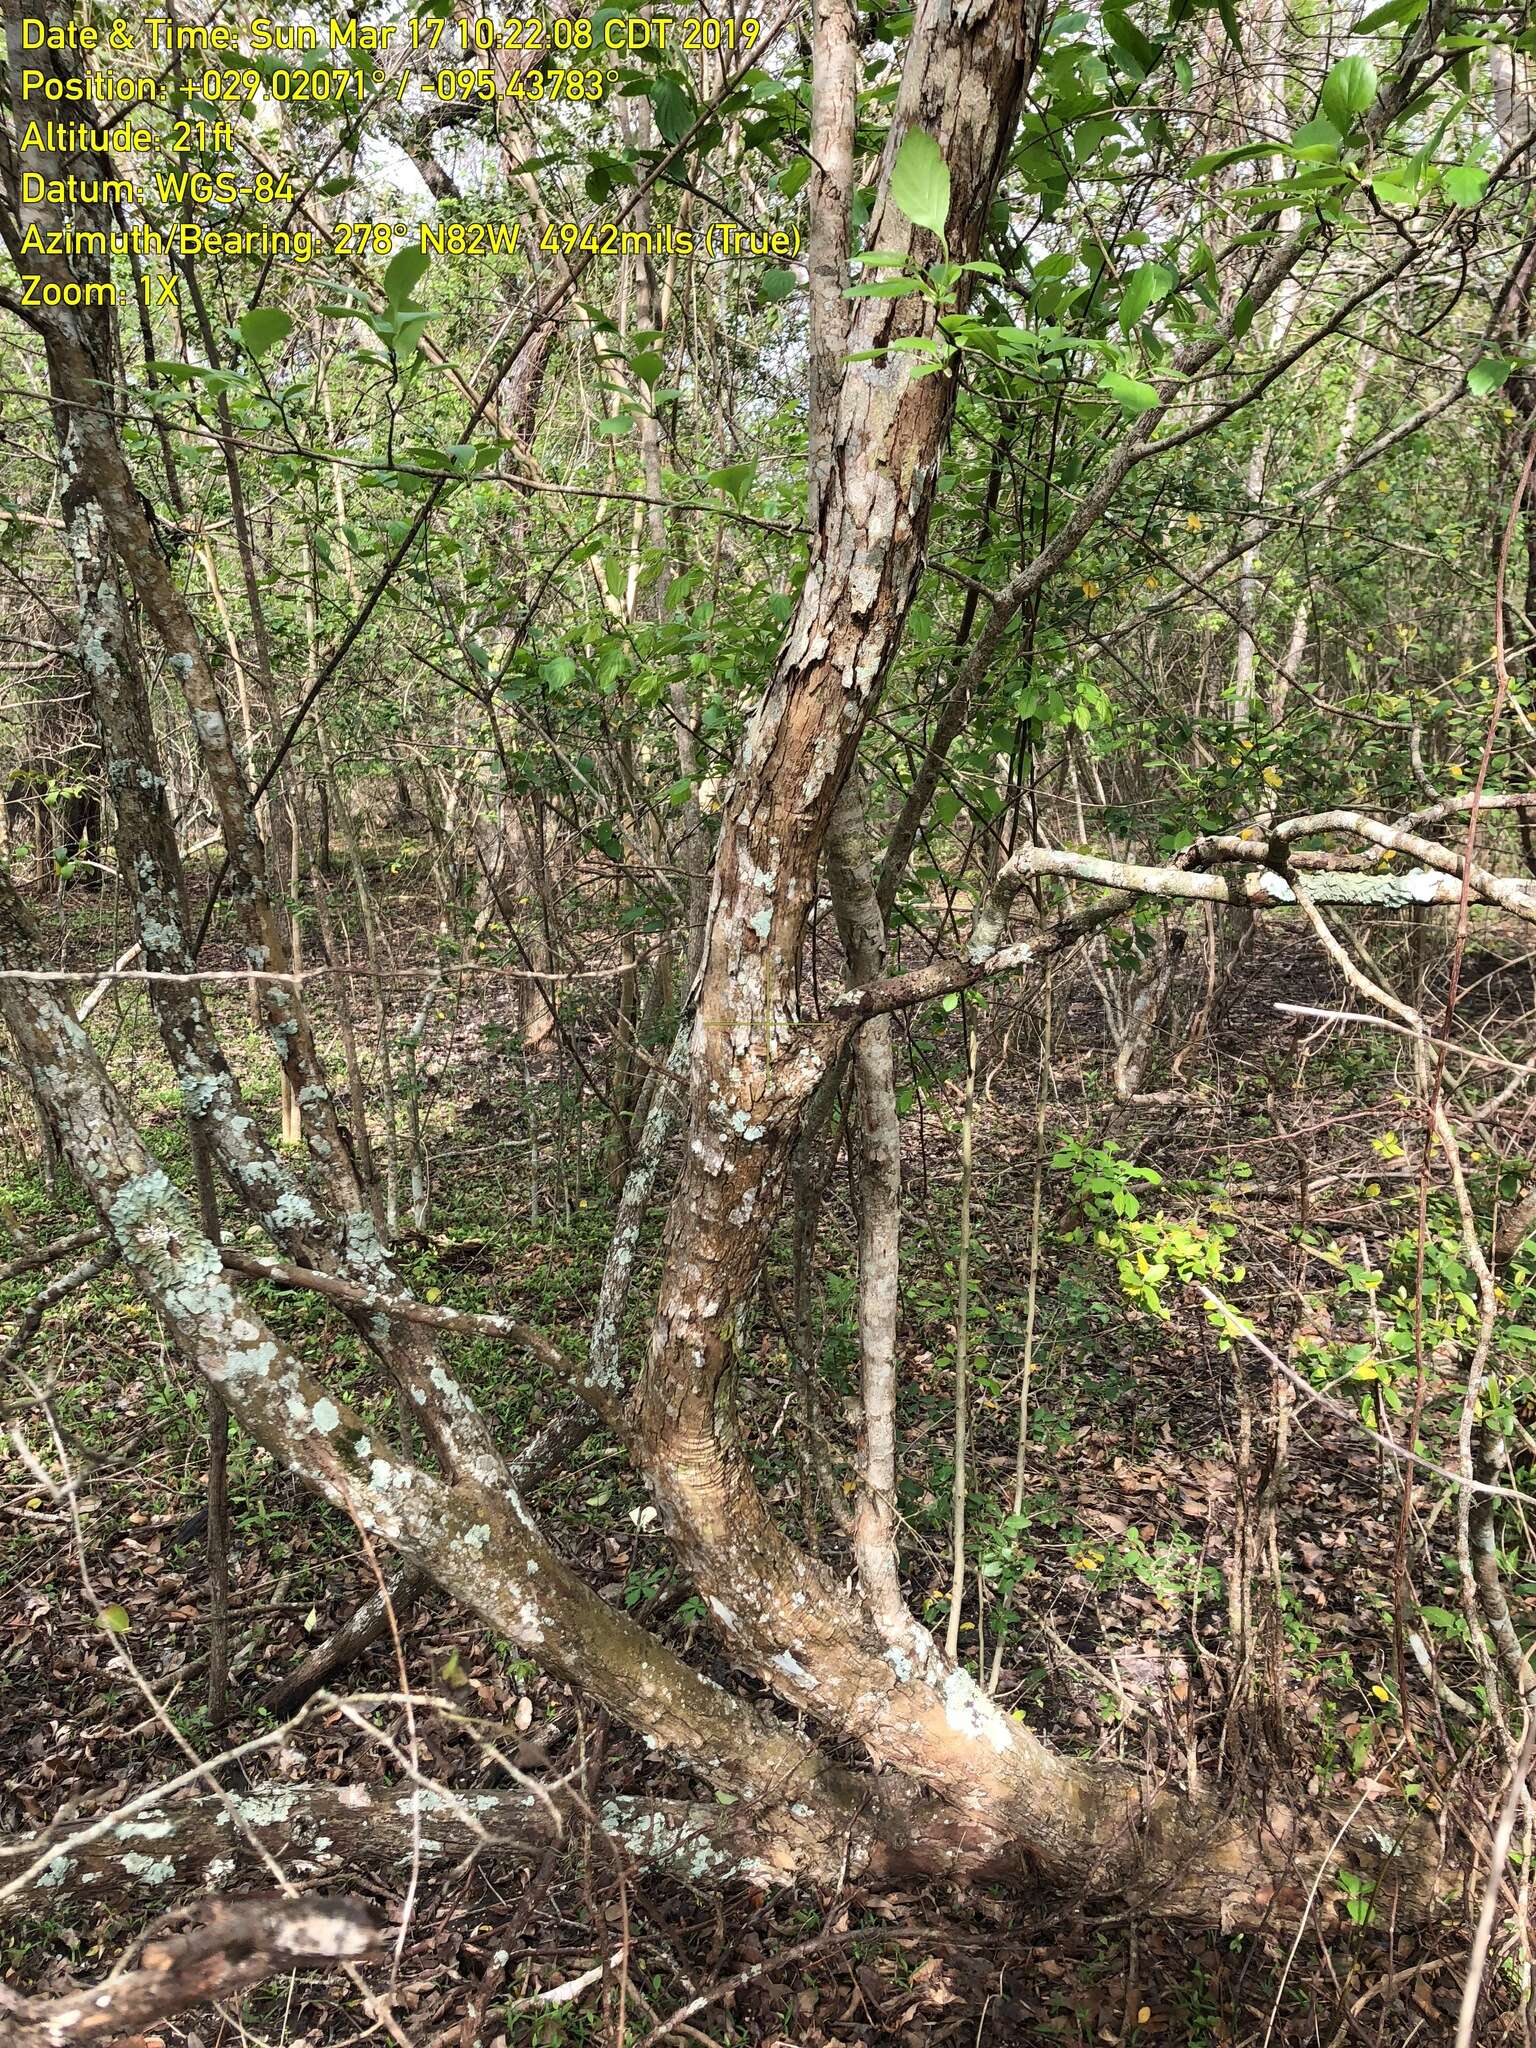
[0,1895,381,2046]
[0,1228,106,1287]
[1009,846,1536,920]
[259,1563,422,1717]
[0,1781,793,1918]
[1,1250,119,1369]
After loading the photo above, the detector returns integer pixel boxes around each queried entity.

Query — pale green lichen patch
[229,1789,297,1827]
[597,1802,773,1886]
[226,1339,279,1382]
[941,1665,1014,1754]
[121,1850,175,1883]
[272,1189,320,1230]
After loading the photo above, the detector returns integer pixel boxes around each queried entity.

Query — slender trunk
[826,781,909,1642]
[990,967,1051,1692]
[190,1126,229,1727]
[944,1015,977,1666]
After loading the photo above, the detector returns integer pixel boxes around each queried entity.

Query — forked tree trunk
[0,0,1461,1939]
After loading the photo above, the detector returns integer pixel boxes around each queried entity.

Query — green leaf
[1103,6,1160,77]
[1098,369,1161,414]
[388,309,435,359]
[237,306,293,361]
[1371,165,1419,206]
[1321,55,1378,130]
[383,247,430,309]
[1189,141,1274,176]
[1442,162,1488,207]
[631,348,665,387]
[1290,115,1342,154]
[1467,356,1513,396]
[1352,0,1425,30]
[99,1604,131,1634]
[889,128,950,239]
[650,73,694,144]
[757,267,799,303]
[777,157,811,199]
[1117,260,1173,332]
[706,459,757,504]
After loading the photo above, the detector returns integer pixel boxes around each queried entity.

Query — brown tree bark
[631,0,1057,1825]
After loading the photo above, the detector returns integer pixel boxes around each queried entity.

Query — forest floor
[1,862,1526,2045]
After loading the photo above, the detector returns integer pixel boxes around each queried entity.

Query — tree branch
[0,1896,382,2046]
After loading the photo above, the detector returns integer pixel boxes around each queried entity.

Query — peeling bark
[635,0,1045,1759]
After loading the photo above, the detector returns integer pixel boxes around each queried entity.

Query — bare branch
[0,1896,382,2047]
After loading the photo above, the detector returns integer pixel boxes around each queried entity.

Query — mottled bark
[0,1897,381,2045]
[50,422,507,1485]
[0,39,373,1248]
[1,1782,848,1921]
[627,147,709,972]
[636,0,1043,1747]
[0,870,915,1892]
[826,781,909,1644]
[1,107,513,1484]
[1113,928,1184,1100]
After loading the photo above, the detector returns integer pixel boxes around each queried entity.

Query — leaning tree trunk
[625,0,1451,1924]
[0,0,1461,1939]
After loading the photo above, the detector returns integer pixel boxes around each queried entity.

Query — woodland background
[2,0,1536,2042]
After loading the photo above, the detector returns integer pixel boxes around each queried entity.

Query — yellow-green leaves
[1468,357,1513,397]
[1098,369,1161,415]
